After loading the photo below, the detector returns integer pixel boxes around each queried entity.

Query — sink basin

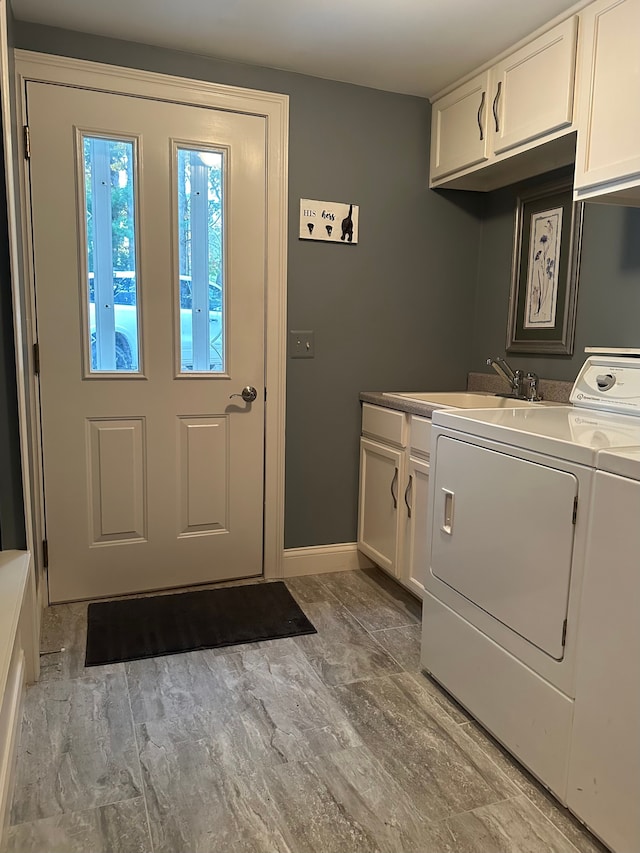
[382,392,551,409]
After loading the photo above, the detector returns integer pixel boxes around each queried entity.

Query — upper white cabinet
[574,0,640,204]
[429,17,578,191]
[491,18,577,155]
[428,0,640,203]
[430,72,490,181]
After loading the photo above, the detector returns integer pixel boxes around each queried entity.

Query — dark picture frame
[506,177,584,356]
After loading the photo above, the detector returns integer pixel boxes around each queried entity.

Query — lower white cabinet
[358,403,430,597]
[358,437,403,575]
[401,454,430,597]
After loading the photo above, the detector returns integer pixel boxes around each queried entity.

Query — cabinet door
[401,455,430,598]
[491,17,577,155]
[574,0,640,192]
[430,71,489,181]
[357,438,402,576]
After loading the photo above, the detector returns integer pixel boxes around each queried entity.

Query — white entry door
[27,82,266,603]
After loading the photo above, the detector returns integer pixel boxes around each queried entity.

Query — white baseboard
[283,543,374,577]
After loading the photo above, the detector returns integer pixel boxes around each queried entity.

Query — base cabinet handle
[390,467,399,509]
[404,475,413,518]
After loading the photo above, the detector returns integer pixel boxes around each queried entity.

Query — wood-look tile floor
[4,568,607,853]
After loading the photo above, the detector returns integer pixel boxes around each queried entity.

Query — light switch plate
[289,330,315,358]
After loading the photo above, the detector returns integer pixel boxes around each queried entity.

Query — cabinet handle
[477,90,485,141]
[442,488,455,535]
[492,81,502,132]
[404,474,413,518]
[390,467,399,509]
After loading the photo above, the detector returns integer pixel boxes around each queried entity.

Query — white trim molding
[283,543,374,578]
[0,7,35,557]
[13,50,289,589]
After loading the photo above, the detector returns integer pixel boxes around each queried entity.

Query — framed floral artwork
[506,177,584,355]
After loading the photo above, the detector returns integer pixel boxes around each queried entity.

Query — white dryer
[567,445,640,853]
[421,355,640,804]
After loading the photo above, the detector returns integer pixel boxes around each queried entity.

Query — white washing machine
[421,354,640,804]
[567,445,640,853]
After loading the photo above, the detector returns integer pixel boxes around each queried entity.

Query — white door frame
[13,50,289,596]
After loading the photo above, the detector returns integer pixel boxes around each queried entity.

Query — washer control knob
[596,373,616,391]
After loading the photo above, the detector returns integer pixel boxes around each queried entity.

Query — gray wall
[0,3,25,550]
[470,168,640,382]
[14,22,482,548]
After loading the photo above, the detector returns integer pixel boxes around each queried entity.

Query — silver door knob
[229,385,257,403]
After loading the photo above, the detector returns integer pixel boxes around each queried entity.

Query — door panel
[88,418,146,543]
[27,82,266,602]
[178,417,228,534]
[431,436,577,659]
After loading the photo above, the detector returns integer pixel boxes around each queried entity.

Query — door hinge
[561,618,567,646]
[264,387,267,401]
[33,342,40,376]
[42,538,49,569]
[23,125,31,159]
[572,496,578,524]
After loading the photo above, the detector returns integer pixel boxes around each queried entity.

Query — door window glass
[82,136,140,372]
[176,148,224,373]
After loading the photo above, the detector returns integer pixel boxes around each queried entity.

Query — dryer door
[431,436,577,659]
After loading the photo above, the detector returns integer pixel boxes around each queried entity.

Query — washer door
[431,436,577,659]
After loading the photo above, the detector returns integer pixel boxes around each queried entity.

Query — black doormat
[85,581,316,666]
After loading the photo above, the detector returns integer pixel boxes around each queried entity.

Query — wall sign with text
[299,199,359,244]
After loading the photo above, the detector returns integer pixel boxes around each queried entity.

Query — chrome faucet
[486,357,543,401]
[486,356,524,397]
[522,372,542,402]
